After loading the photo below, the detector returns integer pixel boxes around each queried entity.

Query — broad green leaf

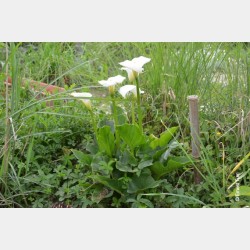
[98,119,114,133]
[117,124,146,150]
[118,150,138,166]
[91,175,124,195]
[97,126,115,157]
[151,156,190,179]
[228,186,250,197]
[150,126,178,149]
[138,159,153,170]
[166,156,191,170]
[116,149,138,172]
[136,143,154,158]
[71,149,92,166]
[127,171,161,194]
[150,162,165,180]
[116,162,137,173]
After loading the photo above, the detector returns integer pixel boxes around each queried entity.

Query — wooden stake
[188,95,202,184]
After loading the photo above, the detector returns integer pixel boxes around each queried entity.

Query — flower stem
[131,99,135,124]
[111,97,120,149]
[135,77,143,132]
[89,109,98,144]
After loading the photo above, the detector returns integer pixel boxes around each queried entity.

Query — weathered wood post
[188,95,202,184]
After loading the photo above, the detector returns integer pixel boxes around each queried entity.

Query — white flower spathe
[119,56,151,81]
[70,92,92,98]
[119,85,144,98]
[70,92,92,109]
[98,75,126,87]
[120,67,134,82]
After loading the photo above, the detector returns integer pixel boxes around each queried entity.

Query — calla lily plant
[69,55,191,206]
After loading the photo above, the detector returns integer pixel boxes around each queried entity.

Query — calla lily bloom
[99,75,126,95]
[70,92,92,110]
[98,75,126,87]
[119,56,151,81]
[119,85,144,99]
[70,92,92,98]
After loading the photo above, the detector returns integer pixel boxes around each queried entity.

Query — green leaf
[71,149,92,166]
[116,163,137,173]
[138,159,153,170]
[228,186,250,197]
[153,147,168,161]
[91,175,124,195]
[117,124,146,150]
[151,156,190,179]
[127,170,161,194]
[150,162,165,179]
[118,150,138,166]
[166,156,191,170]
[136,143,155,158]
[150,126,178,149]
[116,150,138,173]
[98,119,114,133]
[97,126,115,157]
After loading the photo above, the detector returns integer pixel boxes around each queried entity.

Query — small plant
[70,56,191,207]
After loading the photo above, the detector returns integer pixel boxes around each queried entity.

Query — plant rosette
[72,123,191,206]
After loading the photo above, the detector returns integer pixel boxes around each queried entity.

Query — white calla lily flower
[132,56,151,67]
[98,75,126,87]
[70,92,92,110]
[119,85,144,99]
[98,75,126,94]
[119,56,151,81]
[70,92,92,98]
[108,75,126,84]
